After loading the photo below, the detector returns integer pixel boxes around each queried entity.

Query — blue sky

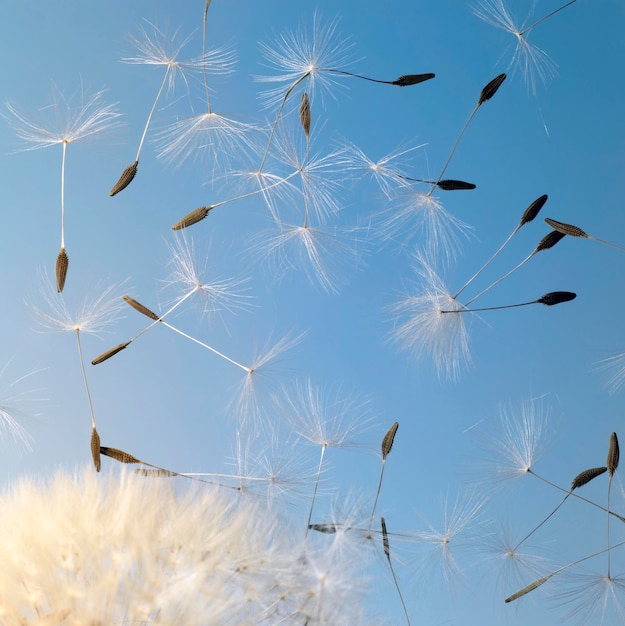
[1,0,625,624]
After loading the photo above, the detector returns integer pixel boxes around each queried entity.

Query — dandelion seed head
[4,85,121,151]
[470,397,552,488]
[389,255,471,380]
[256,11,357,109]
[162,232,251,319]
[29,273,127,337]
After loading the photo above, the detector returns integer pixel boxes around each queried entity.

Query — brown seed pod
[537,291,576,306]
[608,432,620,477]
[56,247,69,293]
[544,218,588,238]
[100,446,141,465]
[478,73,506,104]
[520,195,548,227]
[110,161,138,196]
[505,575,552,603]
[123,295,159,321]
[571,466,607,490]
[381,422,399,459]
[534,230,565,253]
[172,206,214,231]
[91,427,101,472]
[299,92,311,138]
[436,179,476,191]
[308,523,338,534]
[392,73,435,87]
[381,516,390,559]
[91,341,132,365]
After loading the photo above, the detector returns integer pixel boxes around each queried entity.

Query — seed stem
[519,0,578,36]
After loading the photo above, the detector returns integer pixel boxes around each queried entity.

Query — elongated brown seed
[381,422,399,459]
[392,73,435,86]
[172,206,214,230]
[534,230,565,253]
[299,93,311,138]
[478,73,506,104]
[571,466,607,490]
[520,194,548,227]
[91,427,101,472]
[608,432,620,477]
[505,574,552,603]
[91,341,132,365]
[123,295,159,321]
[100,446,141,464]
[436,179,476,191]
[537,291,576,306]
[381,516,390,559]
[544,218,588,238]
[308,523,338,534]
[110,161,138,196]
[56,247,69,293]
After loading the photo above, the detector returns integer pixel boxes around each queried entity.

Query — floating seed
[608,432,620,477]
[299,92,311,138]
[100,446,141,464]
[381,517,390,559]
[478,73,506,104]
[544,218,588,238]
[110,161,138,196]
[571,466,607,490]
[505,574,552,603]
[308,523,338,534]
[56,247,69,293]
[123,295,159,321]
[381,422,399,459]
[436,179,476,191]
[172,206,214,231]
[520,195,548,227]
[91,341,132,365]
[537,291,576,306]
[392,73,435,86]
[91,427,101,472]
[534,230,565,252]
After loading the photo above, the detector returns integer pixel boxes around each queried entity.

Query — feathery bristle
[520,194,548,227]
[91,427,101,472]
[172,206,214,231]
[544,218,588,238]
[91,341,132,365]
[537,291,577,306]
[123,295,159,320]
[607,432,620,477]
[56,247,69,293]
[478,73,506,104]
[436,179,476,191]
[534,230,566,252]
[381,422,399,459]
[299,92,311,138]
[100,446,141,465]
[109,161,138,197]
[571,466,607,490]
[392,73,435,86]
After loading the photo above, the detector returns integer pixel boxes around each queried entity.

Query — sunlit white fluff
[0,467,370,625]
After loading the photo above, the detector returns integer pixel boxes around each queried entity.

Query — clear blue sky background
[1,1,624,624]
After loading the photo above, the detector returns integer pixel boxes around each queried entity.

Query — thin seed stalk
[519,0,578,36]
[305,443,327,537]
[136,64,172,163]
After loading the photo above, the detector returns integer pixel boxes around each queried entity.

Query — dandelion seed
[545,217,625,253]
[369,422,399,528]
[381,517,411,625]
[4,86,121,283]
[112,21,235,195]
[441,290,576,313]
